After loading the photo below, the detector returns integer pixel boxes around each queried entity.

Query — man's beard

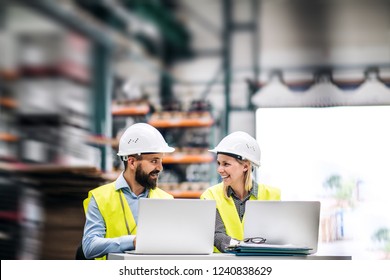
[135,164,159,190]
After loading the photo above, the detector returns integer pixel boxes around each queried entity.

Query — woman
[201,131,281,252]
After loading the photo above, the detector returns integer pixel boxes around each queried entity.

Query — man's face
[135,153,164,190]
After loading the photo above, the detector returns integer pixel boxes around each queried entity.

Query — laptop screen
[133,198,216,255]
[244,201,321,254]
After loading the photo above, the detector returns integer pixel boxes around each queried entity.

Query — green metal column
[160,70,174,107]
[251,0,260,107]
[222,0,233,136]
[249,0,260,137]
[92,43,113,172]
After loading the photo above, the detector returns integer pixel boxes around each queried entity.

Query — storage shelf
[0,97,18,109]
[163,154,213,164]
[58,61,91,84]
[168,190,203,199]
[18,64,91,84]
[0,162,100,173]
[0,211,20,222]
[159,181,209,193]
[149,111,214,193]
[0,70,19,80]
[100,172,207,198]
[87,135,118,146]
[148,111,214,128]
[102,170,121,181]
[149,118,213,128]
[0,133,19,142]
[101,173,206,199]
[112,105,150,116]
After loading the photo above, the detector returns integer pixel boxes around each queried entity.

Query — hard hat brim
[117,146,175,156]
[209,148,261,168]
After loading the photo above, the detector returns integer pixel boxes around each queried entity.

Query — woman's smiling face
[216,153,247,187]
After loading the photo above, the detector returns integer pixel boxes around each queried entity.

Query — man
[82,123,175,260]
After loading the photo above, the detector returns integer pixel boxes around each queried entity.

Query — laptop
[244,201,321,254]
[127,198,216,255]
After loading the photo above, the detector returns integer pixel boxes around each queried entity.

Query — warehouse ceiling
[7,0,390,110]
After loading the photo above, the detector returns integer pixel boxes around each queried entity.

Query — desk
[108,253,351,260]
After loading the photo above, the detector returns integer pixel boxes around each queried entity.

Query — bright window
[256,106,390,259]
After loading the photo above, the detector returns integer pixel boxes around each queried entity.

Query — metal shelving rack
[0,0,117,259]
[148,110,214,198]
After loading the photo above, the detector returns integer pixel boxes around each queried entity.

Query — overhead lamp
[251,71,306,107]
[350,68,390,105]
[303,72,350,107]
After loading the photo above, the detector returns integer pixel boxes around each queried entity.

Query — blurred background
[0,0,389,259]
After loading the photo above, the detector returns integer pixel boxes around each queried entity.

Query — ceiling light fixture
[350,68,390,106]
[251,71,306,107]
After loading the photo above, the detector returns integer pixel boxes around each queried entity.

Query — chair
[75,242,88,260]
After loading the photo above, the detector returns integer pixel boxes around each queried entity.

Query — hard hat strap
[121,156,129,162]
[217,152,244,161]
[120,153,143,162]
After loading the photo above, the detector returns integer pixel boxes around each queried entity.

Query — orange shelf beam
[0,70,19,80]
[112,105,150,116]
[0,133,18,142]
[149,118,213,128]
[0,97,18,109]
[87,135,118,146]
[163,154,214,164]
[168,190,203,199]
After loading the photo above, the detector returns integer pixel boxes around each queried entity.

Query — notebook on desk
[243,201,321,254]
[126,198,216,255]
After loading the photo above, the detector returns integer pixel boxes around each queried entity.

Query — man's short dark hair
[122,154,142,171]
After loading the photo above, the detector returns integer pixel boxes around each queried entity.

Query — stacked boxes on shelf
[0,8,107,259]
[0,22,103,167]
[148,102,214,198]
[0,81,18,162]
[0,173,44,260]
[111,98,152,170]
[13,31,99,167]
[32,167,106,259]
[0,166,107,260]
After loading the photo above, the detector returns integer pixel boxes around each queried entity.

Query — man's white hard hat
[117,123,175,156]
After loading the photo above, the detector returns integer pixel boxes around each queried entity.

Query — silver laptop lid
[135,198,216,255]
[244,201,321,254]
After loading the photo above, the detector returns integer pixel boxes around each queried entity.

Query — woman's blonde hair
[223,159,253,199]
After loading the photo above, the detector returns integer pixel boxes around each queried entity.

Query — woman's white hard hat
[209,131,261,168]
[117,123,175,156]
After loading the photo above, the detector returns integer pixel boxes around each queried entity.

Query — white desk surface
[108,253,351,260]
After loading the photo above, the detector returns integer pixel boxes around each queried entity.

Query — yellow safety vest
[83,182,173,260]
[201,182,281,252]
